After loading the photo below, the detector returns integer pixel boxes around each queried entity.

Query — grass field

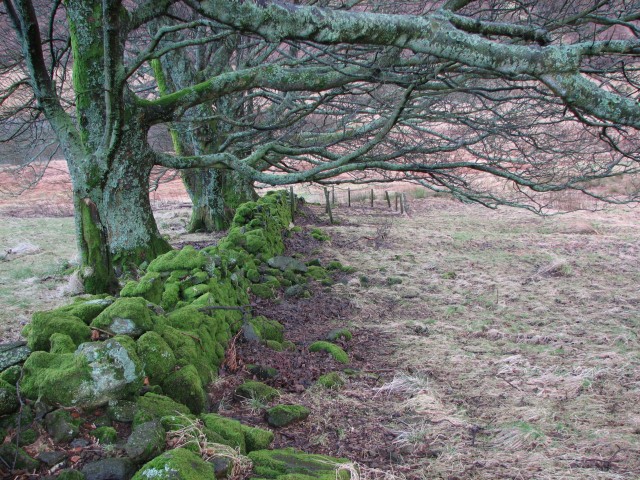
[1,190,639,478]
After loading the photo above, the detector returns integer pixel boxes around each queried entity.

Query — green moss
[49,333,77,354]
[247,268,260,282]
[244,316,284,343]
[200,413,247,453]
[121,272,164,305]
[21,351,91,406]
[16,428,37,446]
[248,448,350,480]
[134,393,193,427]
[57,296,114,324]
[91,297,154,338]
[0,365,21,386]
[28,310,91,352]
[0,443,39,471]
[308,342,349,364]
[236,381,280,402]
[147,246,209,273]
[136,331,176,384]
[325,329,353,342]
[310,228,330,242]
[247,365,279,380]
[132,448,215,480]
[242,425,274,452]
[182,283,210,301]
[0,378,19,415]
[161,282,181,311]
[306,266,329,281]
[162,365,206,414]
[93,426,117,444]
[265,405,310,428]
[56,470,85,480]
[316,372,344,389]
[251,283,278,299]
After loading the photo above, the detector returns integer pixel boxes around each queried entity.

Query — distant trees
[1,0,638,292]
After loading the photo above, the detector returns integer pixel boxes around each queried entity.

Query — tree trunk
[182,168,257,232]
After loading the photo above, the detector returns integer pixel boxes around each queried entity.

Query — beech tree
[1,0,639,293]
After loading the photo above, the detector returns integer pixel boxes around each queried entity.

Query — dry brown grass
[320,197,640,479]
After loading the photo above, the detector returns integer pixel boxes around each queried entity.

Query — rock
[107,400,137,423]
[0,365,21,385]
[249,448,350,479]
[81,457,135,480]
[15,427,38,446]
[267,256,308,273]
[284,284,305,298]
[132,448,214,480]
[7,242,40,256]
[161,365,206,414]
[37,450,67,467]
[265,405,310,428]
[21,337,144,408]
[247,365,279,381]
[125,420,165,464]
[90,298,154,338]
[45,409,80,443]
[69,438,90,449]
[0,443,40,471]
[92,426,117,445]
[235,381,280,402]
[242,316,284,343]
[133,393,192,427]
[27,311,91,352]
[316,372,345,389]
[200,413,273,454]
[0,341,31,370]
[50,333,77,354]
[308,341,349,364]
[135,332,176,384]
[210,456,232,479]
[0,378,19,415]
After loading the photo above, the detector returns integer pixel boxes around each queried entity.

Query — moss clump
[57,296,114,323]
[306,266,329,281]
[250,283,278,299]
[182,283,210,302]
[27,311,91,352]
[243,424,274,452]
[134,393,192,427]
[162,365,206,414]
[21,351,91,406]
[93,426,117,444]
[0,443,39,471]
[121,271,165,305]
[248,448,350,480]
[325,329,353,342]
[243,316,284,343]
[49,333,77,354]
[316,372,344,389]
[265,405,310,428]
[310,228,330,242]
[200,413,247,453]
[308,342,349,364]
[56,469,86,480]
[0,378,19,415]
[91,297,154,338]
[236,381,280,402]
[265,340,284,352]
[247,365,279,380]
[132,448,215,480]
[136,331,176,384]
[0,365,21,386]
[161,282,181,311]
[147,246,209,273]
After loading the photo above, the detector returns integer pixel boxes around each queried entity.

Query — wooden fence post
[370,189,374,207]
[348,188,351,207]
[400,194,404,214]
[324,188,334,224]
[385,191,391,208]
[395,193,399,211]
[289,186,295,219]
[332,186,336,206]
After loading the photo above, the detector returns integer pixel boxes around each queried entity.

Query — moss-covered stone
[0,365,21,385]
[57,296,114,324]
[243,316,284,343]
[235,381,280,402]
[45,409,80,443]
[0,443,39,471]
[132,448,214,480]
[125,419,166,464]
[15,427,38,446]
[250,283,278,299]
[92,426,117,445]
[265,340,284,352]
[162,365,206,414]
[147,246,209,273]
[136,331,176,384]
[248,448,350,480]
[91,297,154,338]
[55,469,86,480]
[134,393,192,427]
[325,329,353,342]
[121,271,165,305]
[0,378,19,416]
[27,310,91,352]
[200,413,247,452]
[308,342,349,364]
[49,333,77,354]
[243,424,274,452]
[107,399,137,423]
[247,364,279,381]
[310,228,330,242]
[316,372,345,389]
[161,282,181,311]
[265,405,310,428]
[306,266,329,281]
[182,283,210,302]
